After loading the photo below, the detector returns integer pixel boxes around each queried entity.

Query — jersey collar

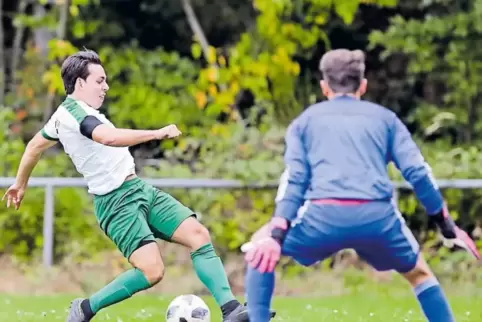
[64,96,99,114]
[331,94,359,100]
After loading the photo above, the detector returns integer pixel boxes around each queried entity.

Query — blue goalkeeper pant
[245,200,454,322]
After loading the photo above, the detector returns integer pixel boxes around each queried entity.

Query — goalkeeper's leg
[401,255,455,322]
[245,210,343,322]
[355,205,455,322]
[245,266,275,322]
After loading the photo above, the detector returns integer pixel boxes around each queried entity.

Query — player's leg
[244,264,275,322]
[243,220,282,321]
[78,236,158,318]
[81,242,163,319]
[354,203,454,322]
[145,187,246,321]
[244,222,279,322]
[67,179,160,322]
[245,203,342,322]
[170,217,242,315]
[400,254,454,322]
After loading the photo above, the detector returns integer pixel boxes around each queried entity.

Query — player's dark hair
[61,49,102,95]
[319,49,365,94]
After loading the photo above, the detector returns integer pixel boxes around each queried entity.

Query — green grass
[0,287,480,322]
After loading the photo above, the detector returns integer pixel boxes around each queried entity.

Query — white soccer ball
[165,294,211,322]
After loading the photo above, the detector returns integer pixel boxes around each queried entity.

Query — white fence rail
[1,177,482,267]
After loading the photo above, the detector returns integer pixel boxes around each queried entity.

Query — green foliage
[193,0,396,125]
[369,0,482,143]
[99,45,203,130]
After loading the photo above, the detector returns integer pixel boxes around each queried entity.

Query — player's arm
[4,132,57,209]
[389,116,444,215]
[2,128,57,209]
[243,120,310,273]
[389,116,480,260]
[15,132,57,187]
[3,114,59,209]
[80,115,180,147]
[273,120,311,224]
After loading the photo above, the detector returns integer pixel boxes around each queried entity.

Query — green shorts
[93,177,194,259]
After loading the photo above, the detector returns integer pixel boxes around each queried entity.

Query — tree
[370,0,482,144]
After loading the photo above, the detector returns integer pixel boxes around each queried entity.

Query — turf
[0,289,479,322]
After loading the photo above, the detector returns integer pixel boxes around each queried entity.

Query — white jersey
[40,96,135,195]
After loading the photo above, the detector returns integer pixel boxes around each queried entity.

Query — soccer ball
[165,294,211,322]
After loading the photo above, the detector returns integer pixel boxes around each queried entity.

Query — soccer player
[243,49,479,322]
[3,49,253,322]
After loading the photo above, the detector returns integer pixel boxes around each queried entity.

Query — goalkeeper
[243,49,479,322]
[3,49,260,322]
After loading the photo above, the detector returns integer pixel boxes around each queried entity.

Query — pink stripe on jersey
[311,198,371,205]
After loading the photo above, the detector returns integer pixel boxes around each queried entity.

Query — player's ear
[357,78,367,96]
[77,78,84,89]
[320,80,331,97]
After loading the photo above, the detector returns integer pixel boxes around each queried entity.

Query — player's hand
[243,217,289,273]
[2,183,26,210]
[156,124,182,139]
[432,205,457,239]
[245,237,281,273]
[432,204,481,260]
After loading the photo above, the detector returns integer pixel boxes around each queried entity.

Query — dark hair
[319,49,365,93]
[61,49,102,94]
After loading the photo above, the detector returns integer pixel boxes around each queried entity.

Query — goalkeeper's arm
[271,120,311,242]
[389,115,445,216]
[389,116,481,260]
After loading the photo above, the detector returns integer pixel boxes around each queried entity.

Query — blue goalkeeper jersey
[274,95,444,223]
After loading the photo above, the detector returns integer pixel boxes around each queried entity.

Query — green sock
[88,268,151,313]
[191,243,236,307]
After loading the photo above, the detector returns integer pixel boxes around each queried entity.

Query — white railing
[1,177,481,267]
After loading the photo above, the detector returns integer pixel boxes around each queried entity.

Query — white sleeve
[40,115,59,141]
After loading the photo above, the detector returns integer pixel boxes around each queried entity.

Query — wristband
[271,227,288,244]
[270,218,290,244]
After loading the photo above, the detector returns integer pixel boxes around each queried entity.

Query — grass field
[1,286,480,322]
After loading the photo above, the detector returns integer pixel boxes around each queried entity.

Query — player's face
[79,64,109,109]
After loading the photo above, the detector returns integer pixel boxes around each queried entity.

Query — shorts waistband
[120,175,141,188]
[311,198,372,205]
[94,174,140,198]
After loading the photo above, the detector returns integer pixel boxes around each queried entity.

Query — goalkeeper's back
[279,95,443,215]
[274,49,444,224]
[299,96,397,201]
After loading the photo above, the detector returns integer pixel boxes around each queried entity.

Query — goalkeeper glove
[430,204,480,260]
[244,217,289,273]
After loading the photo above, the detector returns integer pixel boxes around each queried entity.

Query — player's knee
[135,254,165,285]
[140,262,165,285]
[401,255,434,287]
[173,216,211,251]
[188,221,211,249]
[129,241,165,285]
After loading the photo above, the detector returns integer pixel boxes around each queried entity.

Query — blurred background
[0,0,481,297]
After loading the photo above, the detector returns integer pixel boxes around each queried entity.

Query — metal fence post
[43,184,54,267]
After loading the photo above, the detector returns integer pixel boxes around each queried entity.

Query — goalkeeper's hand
[431,204,480,260]
[244,217,289,273]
